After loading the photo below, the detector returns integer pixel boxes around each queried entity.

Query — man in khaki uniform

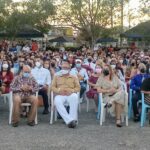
[51,60,80,128]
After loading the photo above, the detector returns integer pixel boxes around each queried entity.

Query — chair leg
[78,103,81,113]
[126,115,129,126]
[50,108,54,124]
[128,101,132,119]
[9,98,13,125]
[141,106,146,127]
[97,98,101,120]
[103,108,106,122]
[4,96,7,104]
[86,98,89,112]
[100,105,104,126]
[121,114,124,123]
[54,109,57,122]
[35,109,38,125]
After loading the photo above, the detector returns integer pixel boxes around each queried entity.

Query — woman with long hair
[96,64,128,127]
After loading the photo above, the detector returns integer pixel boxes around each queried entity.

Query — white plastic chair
[50,91,80,124]
[1,93,11,104]
[99,93,128,126]
[9,92,38,125]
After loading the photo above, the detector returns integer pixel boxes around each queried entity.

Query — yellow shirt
[51,75,80,94]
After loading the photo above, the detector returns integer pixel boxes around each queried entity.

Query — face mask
[119,60,123,64]
[36,62,41,68]
[51,63,55,68]
[103,69,109,76]
[88,58,92,63]
[84,59,88,63]
[95,68,102,74]
[111,65,116,69]
[140,68,145,73]
[76,64,81,68]
[60,69,69,75]
[44,64,49,69]
[63,56,67,60]
[23,72,30,78]
[14,63,19,68]
[56,58,59,62]
[2,64,8,69]
[131,63,135,66]
[94,57,97,60]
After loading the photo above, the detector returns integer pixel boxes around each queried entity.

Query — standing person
[31,40,38,52]
[22,43,30,52]
[51,60,80,128]
[10,65,39,127]
[31,57,51,114]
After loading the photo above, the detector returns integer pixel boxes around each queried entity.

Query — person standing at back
[31,57,51,114]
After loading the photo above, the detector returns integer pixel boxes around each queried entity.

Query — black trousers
[132,91,141,117]
[38,89,49,109]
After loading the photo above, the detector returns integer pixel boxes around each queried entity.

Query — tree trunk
[120,0,124,47]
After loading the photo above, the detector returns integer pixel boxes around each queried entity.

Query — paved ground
[0,100,150,150]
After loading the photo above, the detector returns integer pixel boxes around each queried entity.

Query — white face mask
[36,62,41,68]
[111,65,116,69]
[59,69,69,76]
[2,64,8,69]
[119,60,123,64]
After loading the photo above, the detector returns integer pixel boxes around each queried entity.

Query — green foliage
[57,0,127,47]
[139,0,150,17]
[0,0,55,37]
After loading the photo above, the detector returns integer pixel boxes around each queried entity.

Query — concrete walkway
[0,101,150,150]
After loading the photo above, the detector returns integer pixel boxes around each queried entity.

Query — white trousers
[54,93,78,124]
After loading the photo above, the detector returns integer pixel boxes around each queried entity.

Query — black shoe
[27,121,35,126]
[42,109,49,114]
[12,122,19,127]
[67,120,77,128]
[116,124,122,128]
[104,103,112,108]
[116,120,122,128]
[133,116,140,122]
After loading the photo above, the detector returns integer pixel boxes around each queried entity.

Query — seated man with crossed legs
[51,60,80,128]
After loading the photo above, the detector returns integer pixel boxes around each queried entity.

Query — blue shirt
[130,74,150,91]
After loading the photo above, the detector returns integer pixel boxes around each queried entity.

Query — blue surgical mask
[58,70,69,76]
[76,64,81,68]
[23,72,30,78]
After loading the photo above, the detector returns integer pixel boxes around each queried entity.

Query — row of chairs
[1,90,149,127]
[128,89,150,127]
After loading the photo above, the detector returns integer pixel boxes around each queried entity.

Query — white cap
[75,59,82,63]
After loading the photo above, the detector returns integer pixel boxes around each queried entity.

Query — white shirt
[70,67,89,81]
[22,46,30,52]
[31,67,51,86]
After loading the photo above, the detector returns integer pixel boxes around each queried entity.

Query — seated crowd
[0,41,150,128]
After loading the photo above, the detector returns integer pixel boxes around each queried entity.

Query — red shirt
[0,71,14,93]
[31,42,38,52]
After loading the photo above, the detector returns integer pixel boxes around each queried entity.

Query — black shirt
[141,78,150,91]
